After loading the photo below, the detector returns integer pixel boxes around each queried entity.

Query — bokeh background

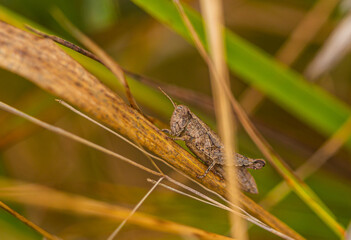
[0,0,350,239]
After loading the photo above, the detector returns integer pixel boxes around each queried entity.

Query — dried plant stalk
[198,0,244,238]
[0,21,303,240]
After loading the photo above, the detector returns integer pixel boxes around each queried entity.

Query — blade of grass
[169,1,345,237]
[198,0,245,239]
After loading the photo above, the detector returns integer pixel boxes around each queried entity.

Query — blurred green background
[0,0,350,239]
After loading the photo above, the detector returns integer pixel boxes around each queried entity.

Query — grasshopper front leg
[162,129,190,141]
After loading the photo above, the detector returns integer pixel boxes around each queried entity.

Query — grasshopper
[161,89,265,194]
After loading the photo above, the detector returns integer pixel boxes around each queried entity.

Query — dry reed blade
[198,0,245,239]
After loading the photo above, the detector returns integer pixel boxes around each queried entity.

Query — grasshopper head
[170,105,192,136]
[159,88,192,136]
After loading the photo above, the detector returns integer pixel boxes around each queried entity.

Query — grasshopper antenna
[159,87,177,108]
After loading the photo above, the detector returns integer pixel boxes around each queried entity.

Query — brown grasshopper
[161,89,265,194]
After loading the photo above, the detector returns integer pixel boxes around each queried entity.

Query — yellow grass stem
[198,0,245,239]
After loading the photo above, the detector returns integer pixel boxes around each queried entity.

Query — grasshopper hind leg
[198,161,222,179]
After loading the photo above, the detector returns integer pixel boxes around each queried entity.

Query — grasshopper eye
[249,159,265,170]
[175,105,190,119]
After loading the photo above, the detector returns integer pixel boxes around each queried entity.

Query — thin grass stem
[107,177,164,240]
[0,201,61,240]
